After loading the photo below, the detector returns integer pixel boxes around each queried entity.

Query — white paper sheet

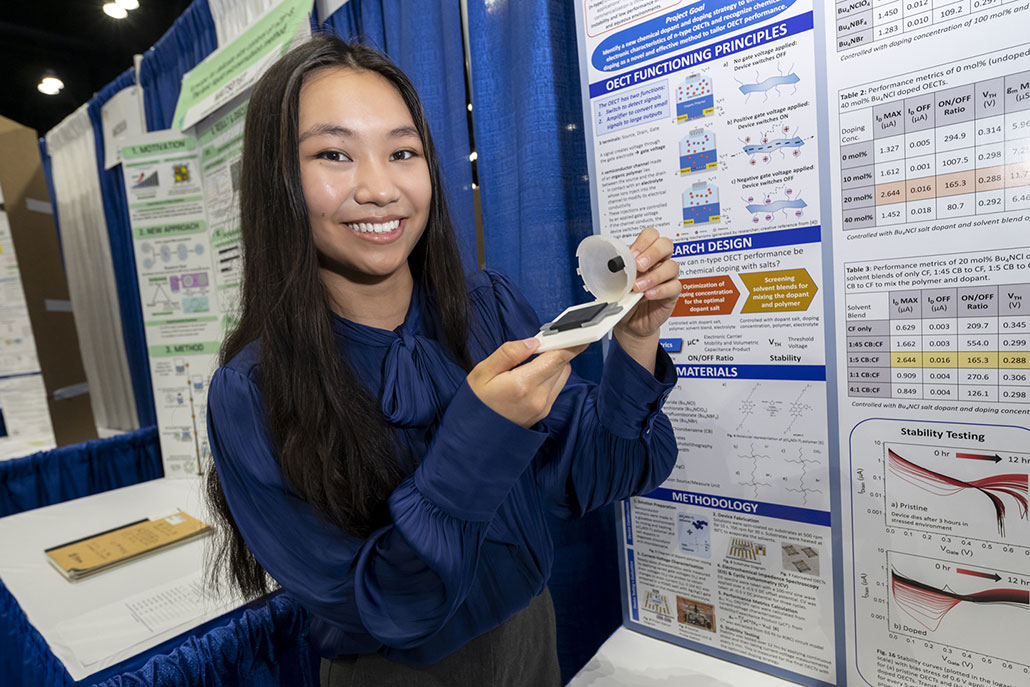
[54,572,212,667]
[101,86,144,170]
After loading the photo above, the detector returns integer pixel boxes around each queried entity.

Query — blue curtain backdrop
[85,69,157,428]
[466,1,619,681]
[320,0,477,272]
[466,0,599,330]
[0,427,161,518]
[138,0,219,131]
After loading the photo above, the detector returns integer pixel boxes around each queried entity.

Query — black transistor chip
[548,302,611,332]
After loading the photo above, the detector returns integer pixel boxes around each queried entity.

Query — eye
[390,149,418,161]
[315,150,351,162]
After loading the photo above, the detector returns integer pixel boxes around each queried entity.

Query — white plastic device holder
[534,235,644,352]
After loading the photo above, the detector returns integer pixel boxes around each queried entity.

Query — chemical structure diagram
[784,384,815,434]
[740,124,806,164]
[735,442,774,495]
[734,441,824,504]
[728,383,824,504]
[735,383,814,434]
[737,64,800,102]
[736,382,768,431]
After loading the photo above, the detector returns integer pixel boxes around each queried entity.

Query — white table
[570,627,801,687]
[0,477,237,681]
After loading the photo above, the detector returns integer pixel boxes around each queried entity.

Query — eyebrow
[298,123,420,143]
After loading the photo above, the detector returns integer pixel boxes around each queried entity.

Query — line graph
[850,420,1030,684]
[885,552,1030,666]
[887,447,1028,537]
[891,569,1029,632]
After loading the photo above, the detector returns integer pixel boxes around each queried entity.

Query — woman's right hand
[467,338,587,428]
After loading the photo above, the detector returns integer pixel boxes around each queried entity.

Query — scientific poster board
[825,5,1030,687]
[574,1,1029,686]
[118,98,248,477]
[0,114,89,452]
[120,131,220,476]
[0,209,56,455]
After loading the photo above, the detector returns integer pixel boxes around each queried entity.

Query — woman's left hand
[615,227,680,341]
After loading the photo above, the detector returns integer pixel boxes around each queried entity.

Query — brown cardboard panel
[0,114,97,446]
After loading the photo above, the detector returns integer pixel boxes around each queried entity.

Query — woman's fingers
[629,226,659,257]
[467,340,586,427]
[634,257,680,295]
[542,362,573,413]
[633,235,674,275]
[518,345,586,385]
[641,274,682,301]
[472,337,539,380]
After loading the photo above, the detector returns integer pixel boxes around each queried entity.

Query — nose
[353,158,400,206]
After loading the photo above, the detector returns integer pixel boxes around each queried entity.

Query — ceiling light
[103,3,128,18]
[37,76,64,95]
[116,0,140,9]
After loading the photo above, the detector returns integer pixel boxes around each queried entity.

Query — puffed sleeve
[475,270,678,519]
[208,360,548,654]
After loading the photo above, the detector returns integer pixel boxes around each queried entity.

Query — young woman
[205,34,680,686]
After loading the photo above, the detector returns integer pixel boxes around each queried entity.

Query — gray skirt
[319,589,561,687]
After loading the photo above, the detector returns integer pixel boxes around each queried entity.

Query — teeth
[349,220,400,234]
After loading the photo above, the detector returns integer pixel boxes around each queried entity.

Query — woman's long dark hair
[205,34,473,599]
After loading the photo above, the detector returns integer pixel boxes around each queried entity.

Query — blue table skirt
[0,581,318,686]
[0,427,162,518]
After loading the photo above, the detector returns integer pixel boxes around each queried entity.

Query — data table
[836,0,1023,51]
[845,284,1030,402]
[838,70,1030,230]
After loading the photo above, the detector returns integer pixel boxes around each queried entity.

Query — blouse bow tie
[380,327,466,427]
[332,289,467,429]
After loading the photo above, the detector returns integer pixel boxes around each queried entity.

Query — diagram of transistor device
[679,128,718,175]
[682,181,721,226]
[675,74,714,122]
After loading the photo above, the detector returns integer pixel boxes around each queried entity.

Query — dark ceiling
[1,1,192,136]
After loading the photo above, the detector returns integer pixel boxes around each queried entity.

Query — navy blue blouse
[207,269,677,666]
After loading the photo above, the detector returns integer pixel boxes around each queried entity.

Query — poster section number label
[576,1,835,684]
[826,2,1029,685]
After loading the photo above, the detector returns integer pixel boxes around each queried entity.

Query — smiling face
[297,67,432,289]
